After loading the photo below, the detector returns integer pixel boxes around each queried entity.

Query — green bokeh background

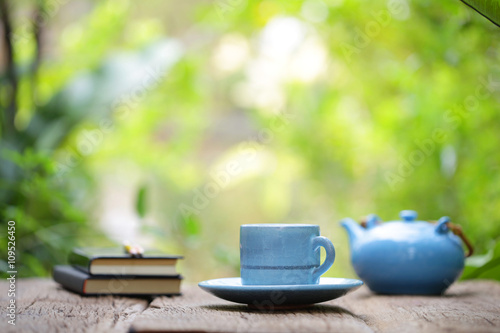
[1,0,499,282]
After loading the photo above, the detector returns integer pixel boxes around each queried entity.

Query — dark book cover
[53,265,183,296]
[69,247,183,276]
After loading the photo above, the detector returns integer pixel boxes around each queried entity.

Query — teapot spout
[340,218,365,248]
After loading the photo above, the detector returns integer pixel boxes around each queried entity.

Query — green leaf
[182,214,201,236]
[462,240,500,281]
[135,185,147,218]
[460,0,500,27]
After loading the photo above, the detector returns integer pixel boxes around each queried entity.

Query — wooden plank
[0,278,149,333]
[1,279,499,332]
[130,285,372,333]
[130,280,500,333]
[336,280,500,333]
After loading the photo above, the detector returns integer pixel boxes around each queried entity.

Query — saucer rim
[198,277,364,290]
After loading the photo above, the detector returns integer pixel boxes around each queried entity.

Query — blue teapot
[341,210,473,295]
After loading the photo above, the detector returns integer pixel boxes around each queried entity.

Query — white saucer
[198,277,363,309]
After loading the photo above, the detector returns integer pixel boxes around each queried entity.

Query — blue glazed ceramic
[198,277,363,308]
[341,210,469,295]
[240,224,335,285]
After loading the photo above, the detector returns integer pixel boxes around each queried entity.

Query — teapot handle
[435,217,474,257]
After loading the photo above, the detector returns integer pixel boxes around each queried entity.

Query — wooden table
[1,279,499,332]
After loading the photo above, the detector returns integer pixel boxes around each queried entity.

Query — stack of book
[53,247,183,296]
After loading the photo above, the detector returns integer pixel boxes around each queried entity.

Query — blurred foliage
[1,0,500,282]
[0,0,181,277]
[463,240,500,280]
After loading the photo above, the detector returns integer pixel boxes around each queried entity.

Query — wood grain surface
[0,278,149,333]
[0,279,499,333]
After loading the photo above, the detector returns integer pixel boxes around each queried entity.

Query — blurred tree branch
[31,0,45,107]
[0,0,18,139]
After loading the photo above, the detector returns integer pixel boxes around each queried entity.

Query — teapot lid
[400,210,418,222]
[366,210,421,227]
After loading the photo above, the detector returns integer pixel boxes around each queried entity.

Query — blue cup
[240,224,335,285]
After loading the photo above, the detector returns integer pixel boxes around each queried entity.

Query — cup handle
[311,236,335,283]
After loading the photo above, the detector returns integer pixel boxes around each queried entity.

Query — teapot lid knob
[400,210,417,222]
